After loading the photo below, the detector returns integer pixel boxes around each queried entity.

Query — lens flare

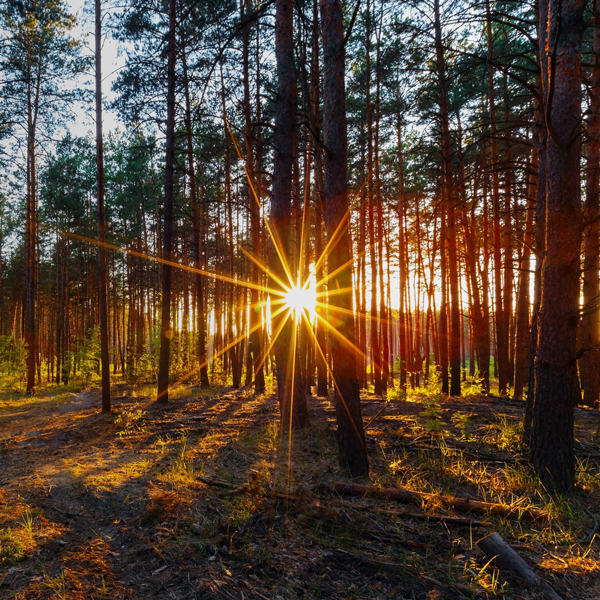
[284,276,316,322]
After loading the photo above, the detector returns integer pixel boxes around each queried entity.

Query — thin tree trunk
[96,0,111,413]
[157,0,176,404]
[513,149,536,400]
[580,0,600,408]
[182,49,209,388]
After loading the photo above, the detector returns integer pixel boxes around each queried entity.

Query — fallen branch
[476,532,563,600]
[392,440,522,464]
[330,502,490,527]
[333,482,546,521]
[198,476,235,489]
[364,403,389,431]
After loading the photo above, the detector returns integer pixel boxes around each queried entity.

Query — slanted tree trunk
[530,0,585,492]
[157,0,176,404]
[95,0,111,413]
[272,0,308,431]
[320,0,368,476]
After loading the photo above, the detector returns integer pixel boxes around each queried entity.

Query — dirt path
[0,386,599,599]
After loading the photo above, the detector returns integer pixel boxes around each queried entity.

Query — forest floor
[0,379,600,599]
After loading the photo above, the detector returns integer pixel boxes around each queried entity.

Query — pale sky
[66,0,125,138]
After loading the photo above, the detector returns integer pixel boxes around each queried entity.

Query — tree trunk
[241,0,265,394]
[530,0,585,492]
[182,49,209,388]
[486,0,507,396]
[580,0,600,408]
[272,0,308,431]
[312,0,329,398]
[157,0,176,404]
[513,149,536,400]
[96,0,111,413]
[320,0,368,476]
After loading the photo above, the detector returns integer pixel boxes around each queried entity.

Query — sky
[66,0,125,137]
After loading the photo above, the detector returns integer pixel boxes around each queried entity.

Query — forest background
[0,0,597,495]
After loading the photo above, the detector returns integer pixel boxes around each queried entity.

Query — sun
[284,275,316,322]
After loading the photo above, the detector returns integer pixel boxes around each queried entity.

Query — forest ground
[0,377,600,599]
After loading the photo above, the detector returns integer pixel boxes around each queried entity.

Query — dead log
[476,532,563,600]
[333,482,546,521]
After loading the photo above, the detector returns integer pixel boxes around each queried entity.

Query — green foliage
[68,326,101,390]
[210,357,229,385]
[115,403,148,437]
[419,396,445,438]
[451,412,474,441]
[0,335,27,381]
[0,528,25,565]
[387,386,407,402]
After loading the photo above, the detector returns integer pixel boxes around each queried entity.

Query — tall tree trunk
[434,0,460,396]
[397,116,408,390]
[320,0,368,476]
[157,0,176,404]
[272,0,308,431]
[486,0,507,396]
[513,148,536,400]
[26,66,38,394]
[312,0,328,397]
[457,118,487,393]
[580,0,600,408]
[365,0,381,394]
[241,0,265,394]
[530,0,585,492]
[96,0,111,413]
[182,49,209,388]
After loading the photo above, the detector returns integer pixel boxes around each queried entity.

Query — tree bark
[96,0,111,413]
[320,0,368,476]
[530,0,585,492]
[157,0,176,404]
[580,0,600,408]
[182,49,209,388]
[272,0,308,431]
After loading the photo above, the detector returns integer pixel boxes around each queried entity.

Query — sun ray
[312,310,386,377]
[224,115,295,290]
[245,305,293,388]
[311,176,369,278]
[237,244,290,292]
[314,300,397,328]
[48,225,287,298]
[286,312,299,500]
[313,240,379,292]
[154,303,291,402]
[301,311,366,451]
[312,208,350,277]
